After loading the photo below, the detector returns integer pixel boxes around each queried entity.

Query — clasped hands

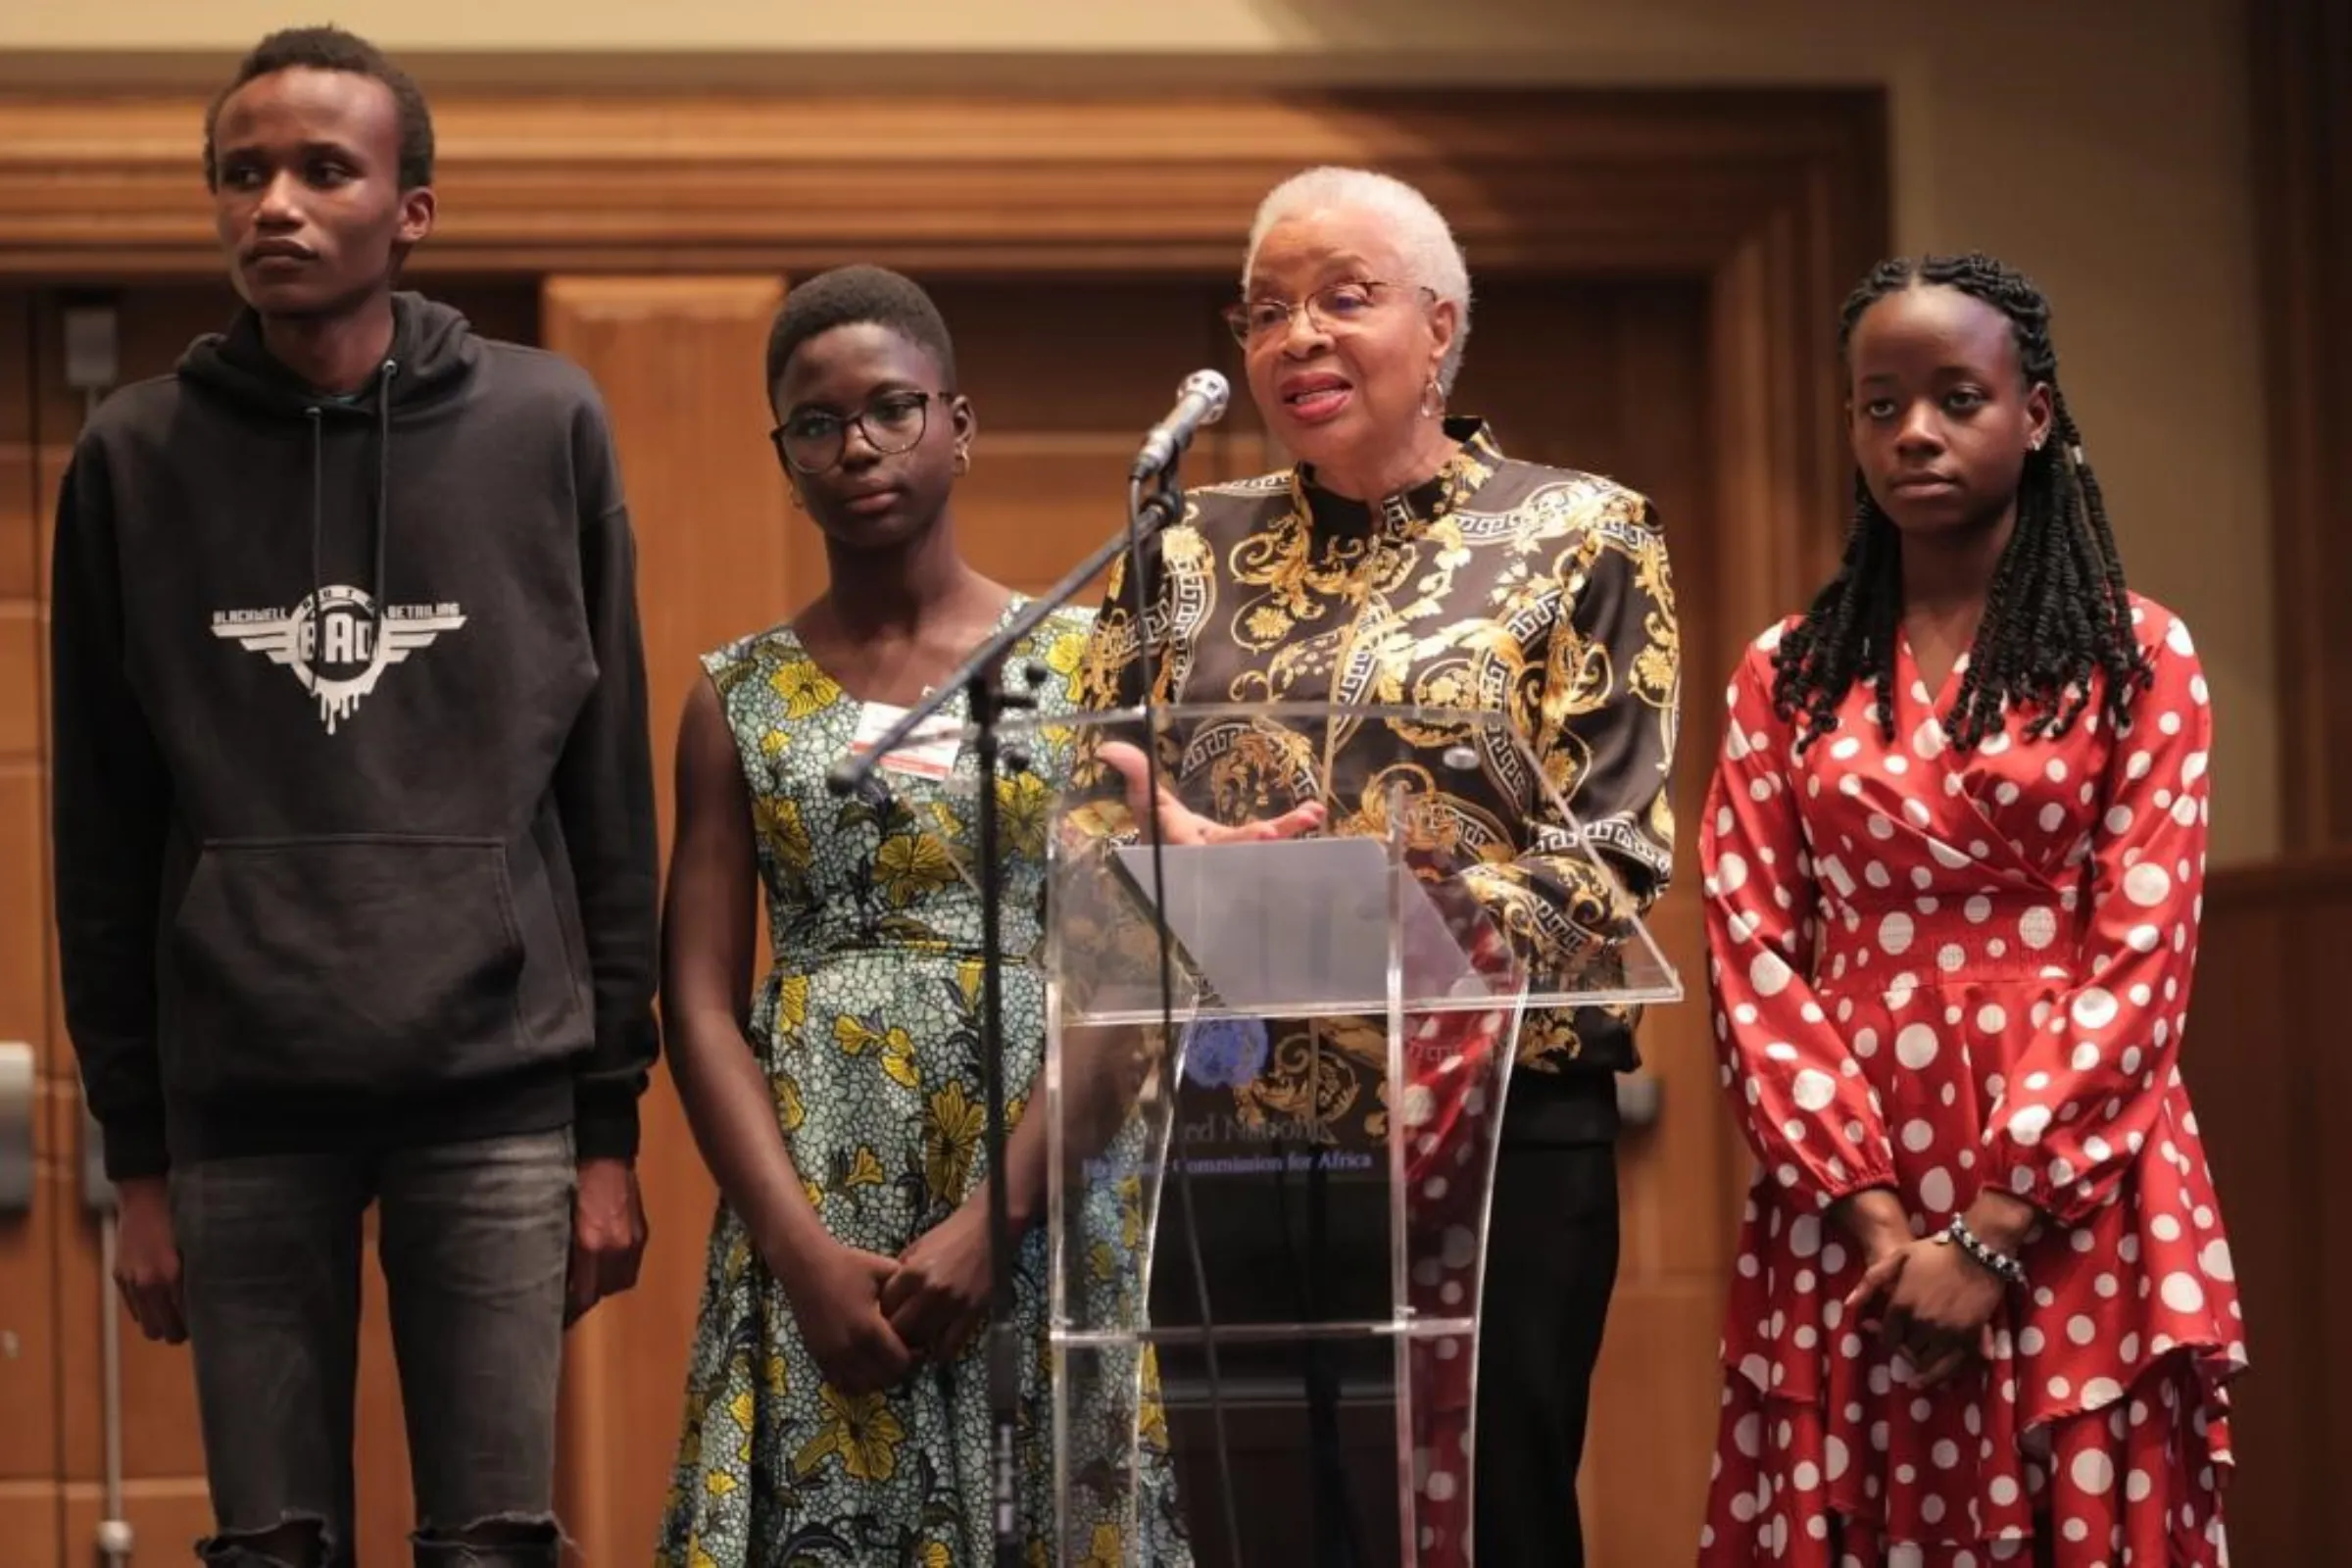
[1835,1187,2036,1388]
[788,1198,1000,1396]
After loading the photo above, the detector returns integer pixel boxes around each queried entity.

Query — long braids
[1771,253,2151,753]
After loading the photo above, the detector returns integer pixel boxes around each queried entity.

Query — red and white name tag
[848,700,962,781]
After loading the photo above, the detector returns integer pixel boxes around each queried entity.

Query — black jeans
[169,1130,576,1568]
[1472,1141,1622,1568]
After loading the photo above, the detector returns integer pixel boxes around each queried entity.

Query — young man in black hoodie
[47,26,658,1568]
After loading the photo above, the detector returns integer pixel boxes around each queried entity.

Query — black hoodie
[49,293,660,1179]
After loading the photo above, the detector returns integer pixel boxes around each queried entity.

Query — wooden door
[5,270,1743,1567]
[537,273,1270,1564]
[547,273,1737,1566]
[939,274,1742,1561]
[1450,279,1739,1564]
[537,274,793,1567]
[0,277,542,1568]
[928,277,1270,589]
[0,282,73,1568]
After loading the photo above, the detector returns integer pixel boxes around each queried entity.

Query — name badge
[848,700,962,782]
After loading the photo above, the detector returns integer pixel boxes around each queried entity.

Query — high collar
[1290,416,1503,537]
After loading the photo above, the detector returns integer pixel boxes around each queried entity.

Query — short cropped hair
[764,265,958,401]
[1243,167,1474,392]
[204,25,434,191]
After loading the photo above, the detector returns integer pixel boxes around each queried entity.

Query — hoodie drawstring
[375,359,397,615]
[299,357,399,689]
[305,405,324,684]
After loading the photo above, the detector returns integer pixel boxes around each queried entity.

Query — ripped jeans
[169,1130,576,1568]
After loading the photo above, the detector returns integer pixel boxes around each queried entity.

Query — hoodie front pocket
[165,836,526,1099]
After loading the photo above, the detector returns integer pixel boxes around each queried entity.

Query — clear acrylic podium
[995,701,1681,1568]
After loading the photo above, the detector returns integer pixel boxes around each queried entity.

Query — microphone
[1128,369,1232,480]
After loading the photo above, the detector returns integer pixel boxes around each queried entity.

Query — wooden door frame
[0,83,1886,626]
[2248,0,2351,849]
[2,81,1887,1552]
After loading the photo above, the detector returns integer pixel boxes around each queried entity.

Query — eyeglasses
[1221,279,1439,346]
[769,390,950,475]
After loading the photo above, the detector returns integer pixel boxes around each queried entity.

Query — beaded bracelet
[1942,1214,2029,1291]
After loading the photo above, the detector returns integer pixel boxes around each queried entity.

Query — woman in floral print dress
[1698,254,2246,1566]
[653,267,1186,1567]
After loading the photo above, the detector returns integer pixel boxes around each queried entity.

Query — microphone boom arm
[823,482,1185,802]
[819,382,1206,1568]
[822,484,1184,1568]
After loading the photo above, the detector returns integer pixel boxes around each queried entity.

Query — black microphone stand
[825,456,1191,1568]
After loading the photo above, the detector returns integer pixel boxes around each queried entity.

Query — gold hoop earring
[954,447,971,476]
[1419,375,1444,419]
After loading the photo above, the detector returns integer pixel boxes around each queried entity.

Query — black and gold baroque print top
[1073,417,1680,1075]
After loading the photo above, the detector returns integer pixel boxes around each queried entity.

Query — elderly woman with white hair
[1076,166,1681,1567]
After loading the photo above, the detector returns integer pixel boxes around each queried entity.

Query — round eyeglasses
[1221,279,1438,346]
[770,390,950,475]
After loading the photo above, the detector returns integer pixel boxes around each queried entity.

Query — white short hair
[1242,166,1474,393]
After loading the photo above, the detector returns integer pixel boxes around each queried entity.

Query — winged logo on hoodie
[212,584,468,736]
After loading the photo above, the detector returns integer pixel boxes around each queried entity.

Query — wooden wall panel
[0,285,62,1568]
[1451,278,1736,1562]
[539,273,789,1568]
[60,1482,214,1566]
[949,436,1249,595]
[928,277,1253,602]
[929,279,1261,438]
[0,455,35,605]
[0,1489,62,1568]
[2180,853,2352,1567]
[0,609,40,761]
[2252,0,2352,850]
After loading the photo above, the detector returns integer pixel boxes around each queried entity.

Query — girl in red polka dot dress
[1696,253,2246,1567]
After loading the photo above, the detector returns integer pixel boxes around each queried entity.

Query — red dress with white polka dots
[1696,597,2246,1567]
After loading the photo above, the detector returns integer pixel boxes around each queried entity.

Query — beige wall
[0,0,2278,861]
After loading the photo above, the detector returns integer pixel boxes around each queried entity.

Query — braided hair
[1771,253,2150,754]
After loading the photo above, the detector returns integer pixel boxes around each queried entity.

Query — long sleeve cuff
[573,1083,642,1162]
[1812,1159,1902,1208]
[99,1114,171,1182]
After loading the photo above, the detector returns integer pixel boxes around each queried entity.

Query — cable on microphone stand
[1125,463,1247,1568]
[827,369,1239,1567]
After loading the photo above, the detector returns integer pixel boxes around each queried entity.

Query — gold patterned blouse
[1073,417,1680,1077]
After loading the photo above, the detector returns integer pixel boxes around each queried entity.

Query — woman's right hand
[1832,1187,1996,1384]
[1094,741,1324,846]
[1831,1187,1917,1330]
[1831,1187,1914,1268]
[779,1239,917,1396]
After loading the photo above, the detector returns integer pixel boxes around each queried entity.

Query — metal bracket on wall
[0,1042,34,1216]
[61,295,121,392]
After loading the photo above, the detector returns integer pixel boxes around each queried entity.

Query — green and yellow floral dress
[654,599,1189,1568]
